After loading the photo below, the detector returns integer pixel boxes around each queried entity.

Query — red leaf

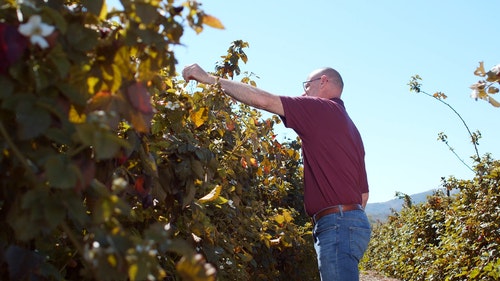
[87,91,113,111]
[0,23,28,74]
[134,175,151,197]
[73,154,96,193]
[126,82,154,114]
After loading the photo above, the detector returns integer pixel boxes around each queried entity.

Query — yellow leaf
[107,254,117,267]
[282,210,293,223]
[202,14,225,29]
[87,77,99,94]
[176,254,216,281]
[199,185,222,203]
[249,157,258,167]
[99,2,108,21]
[274,214,284,224]
[68,106,86,123]
[110,64,122,93]
[487,87,499,94]
[474,61,486,77]
[190,107,208,128]
[128,264,138,281]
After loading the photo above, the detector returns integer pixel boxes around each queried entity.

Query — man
[182,64,371,280]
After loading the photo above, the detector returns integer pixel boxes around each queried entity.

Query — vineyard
[362,155,500,280]
[1,1,499,280]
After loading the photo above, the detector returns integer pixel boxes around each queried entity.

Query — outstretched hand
[182,64,214,84]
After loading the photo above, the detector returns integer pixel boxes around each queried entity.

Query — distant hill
[365,188,454,223]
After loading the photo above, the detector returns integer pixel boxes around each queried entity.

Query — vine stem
[441,140,474,172]
[60,222,100,280]
[0,120,37,180]
[420,90,481,160]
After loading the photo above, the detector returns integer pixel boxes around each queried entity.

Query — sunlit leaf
[487,86,499,94]
[432,92,447,99]
[199,185,222,203]
[107,254,117,267]
[274,214,284,224]
[474,61,486,77]
[190,107,208,128]
[87,77,100,94]
[128,263,138,281]
[176,254,216,281]
[202,14,225,30]
[261,158,271,174]
[101,64,122,93]
[114,47,135,81]
[215,196,228,205]
[69,105,86,123]
[282,210,293,223]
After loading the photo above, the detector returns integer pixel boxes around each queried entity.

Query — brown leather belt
[312,204,363,224]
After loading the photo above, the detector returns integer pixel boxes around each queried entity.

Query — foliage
[363,71,500,279]
[470,62,500,107]
[362,155,500,280]
[0,1,317,280]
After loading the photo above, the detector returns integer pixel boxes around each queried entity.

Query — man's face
[302,76,321,96]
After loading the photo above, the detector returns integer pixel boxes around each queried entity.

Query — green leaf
[0,76,14,99]
[5,245,42,280]
[42,6,68,33]
[43,195,66,228]
[134,3,158,25]
[45,155,79,189]
[44,127,72,145]
[81,0,104,17]
[16,100,51,140]
[75,123,129,160]
[48,45,71,78]
[63,190,89,225]
[67,23,98,52]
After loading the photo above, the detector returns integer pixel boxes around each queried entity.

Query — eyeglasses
[302,77,321,92]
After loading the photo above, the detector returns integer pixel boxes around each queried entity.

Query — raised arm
[182,64,284,116]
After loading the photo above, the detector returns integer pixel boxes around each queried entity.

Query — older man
[183,64,371,280]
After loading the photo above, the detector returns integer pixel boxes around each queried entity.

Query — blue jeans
[312,208,371,281]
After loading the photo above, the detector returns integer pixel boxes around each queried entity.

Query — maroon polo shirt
[279,96,368,216]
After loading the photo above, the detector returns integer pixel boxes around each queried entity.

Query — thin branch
[0,120,37,180]
[439,137,474,172]
[421,90,480,160]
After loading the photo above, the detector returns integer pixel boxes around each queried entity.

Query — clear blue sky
[110,0,499,203]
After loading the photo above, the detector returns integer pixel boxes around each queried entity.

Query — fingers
[182,63,200,82]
